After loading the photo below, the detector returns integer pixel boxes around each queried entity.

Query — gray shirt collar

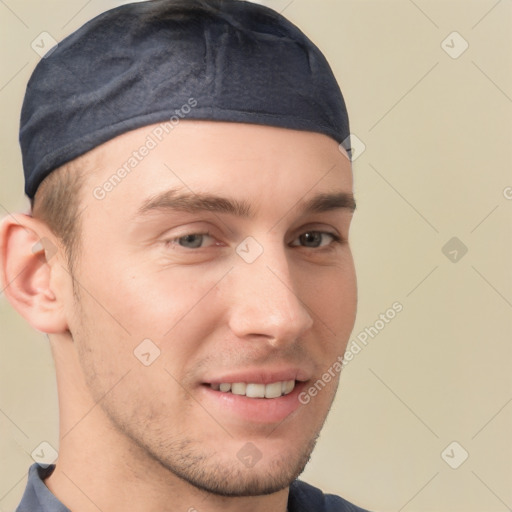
[16,464,70,512]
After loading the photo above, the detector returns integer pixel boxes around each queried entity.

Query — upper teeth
[210,380,295,398]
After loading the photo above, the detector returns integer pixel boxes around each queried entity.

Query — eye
[290,231,341,248]
[167,233,216,249]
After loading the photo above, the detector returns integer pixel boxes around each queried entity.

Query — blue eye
[291,231,340,248]
[170,233,215,249]
[179,234,204,248]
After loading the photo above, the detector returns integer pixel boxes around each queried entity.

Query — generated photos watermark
[298,301,403,405]
[93,98,198,200]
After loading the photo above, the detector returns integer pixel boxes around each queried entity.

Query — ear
[0,213,70,334]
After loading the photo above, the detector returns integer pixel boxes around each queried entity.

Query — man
[1,0,370,510]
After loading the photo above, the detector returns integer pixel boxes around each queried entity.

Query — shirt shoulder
[288,480,373,512]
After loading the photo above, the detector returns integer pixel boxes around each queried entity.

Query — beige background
[1,1,511,511]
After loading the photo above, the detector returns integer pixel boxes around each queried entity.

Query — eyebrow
[136,189,356,218]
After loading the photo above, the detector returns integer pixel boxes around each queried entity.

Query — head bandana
[20,0,350,198]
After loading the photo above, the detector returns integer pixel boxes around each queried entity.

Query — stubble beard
[70,271,334,498]
[134,428,320,497]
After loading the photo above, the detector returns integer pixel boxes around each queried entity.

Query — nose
[227,245,314,348]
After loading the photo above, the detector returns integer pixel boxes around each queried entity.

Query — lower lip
[198,382,307,424]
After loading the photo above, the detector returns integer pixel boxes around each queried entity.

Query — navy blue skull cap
[20,0,350,198]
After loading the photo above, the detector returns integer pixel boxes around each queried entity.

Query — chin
[164,445,315,497]
[145,433,319,497]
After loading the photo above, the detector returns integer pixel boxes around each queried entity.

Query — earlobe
[0,214,69,334]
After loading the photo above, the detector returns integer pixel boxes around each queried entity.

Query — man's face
[65,120,356,496]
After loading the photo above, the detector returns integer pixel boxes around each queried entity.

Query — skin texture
[0,120,356,512]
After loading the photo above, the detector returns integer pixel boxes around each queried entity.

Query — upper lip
[203,367,311,385]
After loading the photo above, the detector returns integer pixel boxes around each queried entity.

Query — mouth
[208,380,296,398]
[199,370,310,424]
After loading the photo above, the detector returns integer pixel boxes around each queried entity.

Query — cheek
[72,261,228,388]
[70,276,208,425]
[81,254,227,337]
[302,256,357,331]
[300,259,357,380]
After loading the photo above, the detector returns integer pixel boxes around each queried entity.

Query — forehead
[78,120,353,215]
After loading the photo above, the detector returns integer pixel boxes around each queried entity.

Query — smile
[210,380,296,398]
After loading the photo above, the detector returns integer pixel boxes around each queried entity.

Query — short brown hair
[30,156,88,272]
